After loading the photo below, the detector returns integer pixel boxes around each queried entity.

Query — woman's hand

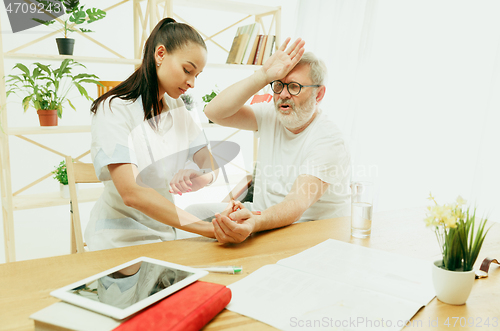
[169,169,212,195]
[212,201,261,244]
[261,37,306,83]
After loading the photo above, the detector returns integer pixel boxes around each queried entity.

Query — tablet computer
[50,257,208,320]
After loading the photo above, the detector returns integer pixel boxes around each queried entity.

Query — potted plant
[180,93,195,111]
[202,88,219,124]
[424,194,490,305]
[53,159,78,198]
[33,0,106,55]
[6,59,101,126]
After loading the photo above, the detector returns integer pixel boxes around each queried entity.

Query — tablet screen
[51,257,208,319]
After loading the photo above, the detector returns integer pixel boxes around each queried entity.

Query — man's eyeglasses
[270,80,321,96]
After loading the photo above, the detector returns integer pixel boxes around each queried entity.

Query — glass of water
[351,181,373,238]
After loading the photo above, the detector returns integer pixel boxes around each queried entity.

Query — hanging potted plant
[32,0,106,55]
[52,159,78,198]
[424,194,490,305]
[6,59,101,127]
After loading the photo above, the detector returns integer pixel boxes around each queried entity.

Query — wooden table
[0,208,499,330]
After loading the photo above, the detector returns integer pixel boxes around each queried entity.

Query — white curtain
[295,0,500,222]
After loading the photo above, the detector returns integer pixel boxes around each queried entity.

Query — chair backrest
[97,81,121,98]
[65,156,100,253]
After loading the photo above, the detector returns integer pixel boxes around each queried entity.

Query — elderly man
[187,38,350,243]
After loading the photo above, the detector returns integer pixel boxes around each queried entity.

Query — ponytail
[90,18,206,129]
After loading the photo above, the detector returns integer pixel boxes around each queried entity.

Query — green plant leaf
[86,8,106,23]
[63,0,79,12]
[69,9,86,24]
[73,81,89,99]
[32,18,54,26]
[52,159,68,185]
[56,59,72,80]
[78,78,101,84]
[22,96,32,112]
[57,104,63,118]
[13,63,30,76]
[73,73,98,80]
[34,62,51,75]
[67,99,76,111]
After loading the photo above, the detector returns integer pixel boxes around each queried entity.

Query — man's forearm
[204,69,269,121]
[253,198,308,233]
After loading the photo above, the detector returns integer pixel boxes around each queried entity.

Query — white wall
[295,0,500,220]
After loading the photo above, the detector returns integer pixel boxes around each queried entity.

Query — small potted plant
[424,193,490,305]
[202,88,219,124]
[180,93,195,111]
[6,59,101,126]
[53,159,78,198]
[33,0,106,55]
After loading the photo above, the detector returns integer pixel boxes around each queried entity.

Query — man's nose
[279,86,292,98]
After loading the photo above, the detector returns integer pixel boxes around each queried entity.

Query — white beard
[274,94,317,130]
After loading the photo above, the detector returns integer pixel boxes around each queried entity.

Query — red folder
[115,281,232,331]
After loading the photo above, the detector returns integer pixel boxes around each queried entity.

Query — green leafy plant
[180,93,194,111]
[202,88,218,111]
[33,0,106,38]
[424,194,490,271]
[52,160,68,185]
[6,59,101,118]
[201,88,218,123]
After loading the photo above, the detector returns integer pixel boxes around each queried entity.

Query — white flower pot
[60,183,78,199]
[432,260,475,305]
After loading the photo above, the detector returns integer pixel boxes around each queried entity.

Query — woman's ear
[155,45,167,64]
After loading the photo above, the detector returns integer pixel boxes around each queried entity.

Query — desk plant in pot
[202,88,219,124]
[6,59,101,126]
[33,0,106,55]
[53,159,78,198]
[424,194,490,305]
[181,93,195,111]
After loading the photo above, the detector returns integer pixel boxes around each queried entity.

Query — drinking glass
[351,181,373,238]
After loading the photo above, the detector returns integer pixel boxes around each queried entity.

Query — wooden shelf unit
[0,0,280,262]
[12,187,104,211]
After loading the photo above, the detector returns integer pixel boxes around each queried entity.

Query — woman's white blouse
[86,93,207,251]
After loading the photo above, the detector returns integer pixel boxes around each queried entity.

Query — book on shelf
[226,34,244,64]
[241,23,260,64]
[226,23,259,65]
[255,35,268,65]
[246,36,261,65]
[233,33,250,65]
[252,35,265,65]
[30,281,232,331]
[261,35,276,64]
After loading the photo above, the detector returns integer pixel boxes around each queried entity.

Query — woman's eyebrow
[187,61,197,69]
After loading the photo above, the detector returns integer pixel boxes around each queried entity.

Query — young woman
[86,18,216,251]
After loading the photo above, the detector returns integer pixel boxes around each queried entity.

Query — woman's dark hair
[90,18,206,127]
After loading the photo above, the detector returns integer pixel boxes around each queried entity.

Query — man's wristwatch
[200,168,215,186]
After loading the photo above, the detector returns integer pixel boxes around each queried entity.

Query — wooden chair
[65,156,100,253]
[97,81,121,97]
